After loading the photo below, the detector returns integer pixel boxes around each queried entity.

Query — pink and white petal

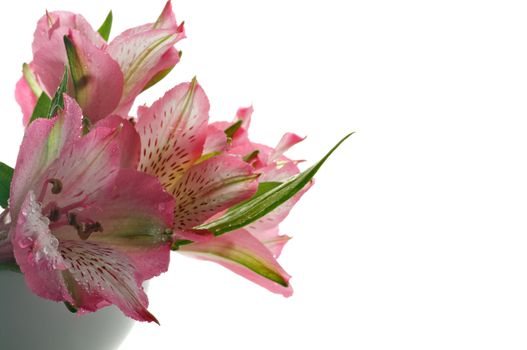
[10,99,82,217]
[234,106,253,131]
[109,1,179,39]
[172,155,258,231]
[42,126,123,209]
[136,80,209,191]
[59,240,158,323]
[15,76,37,126]
[270,133,305,162]
[12,192,69,302]
[153,0,178,30]
[257,161,300,182]
[95,115,141,169]
[203,124,228,154]
[250,227,291,258]
[72,169,174,281]
[108,26,184,113]
[65,31,124,123]
[179,229,292,297]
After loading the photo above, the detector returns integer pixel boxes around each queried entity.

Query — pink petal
[33,11,105,54]
[12,192,70,302]
[235,106,253,131]
[108,3,184,115]
[95,115,141,169]
[40,126,125,209]
[136,80,209,191]
[203,124,228,154]
[179,229,292,297]
[15,76,37,127]
[32,37,68,98]
[249,227,291,258]
[73,168,174,281]
[270,133,305,162]
[65,31,124,123]
[10,96,82,218]
[172,155,258,231]
[59,240,157,322]
[153,1,178,29]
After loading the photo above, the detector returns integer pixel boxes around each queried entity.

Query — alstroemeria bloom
[8,96,174,322]
[134,80,306,296]
[177,107,311,296]
[16,1,184,125]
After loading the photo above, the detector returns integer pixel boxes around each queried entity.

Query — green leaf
[97,10,113,42]
[0,261,21,273]
[47,68,68,119]
[195,133,354,235]
[29,92,51,124]
[0,162,14,209]
[228,181,282,213]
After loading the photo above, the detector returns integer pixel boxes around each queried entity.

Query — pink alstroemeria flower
[8,96,174,323]
[16,1,184,125]
[178,107,311,297]
[134,80,305,296]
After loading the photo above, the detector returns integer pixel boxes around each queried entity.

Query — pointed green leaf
[195,133,354,235]
[47,68,68,119]
[29,91,51,124]
[97,10,113,42]
[0,162,13,209]
[228,181,282,213]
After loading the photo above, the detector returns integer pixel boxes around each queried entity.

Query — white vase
[0,270,134,350]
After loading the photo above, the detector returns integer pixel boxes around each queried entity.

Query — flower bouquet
[0,1,350,347]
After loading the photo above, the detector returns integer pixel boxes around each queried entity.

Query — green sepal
[29,92,51,124]
[0,162,14,209]
[64,301,78,313]
[47,68,68,119]
[97,10,113,42]
[195,133,354,235]
[142,66,175,92]
[63,36,84,101]
[243,150,260,163]
[0,261,21,273]
[224,120,243,142]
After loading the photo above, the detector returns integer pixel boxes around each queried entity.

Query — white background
[1,1,527,349]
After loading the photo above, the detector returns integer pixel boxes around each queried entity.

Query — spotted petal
[137,80,209,192]
[59,240,158,322]
[179,229,292,297]
[172,155,258,232]
[72,168,174,281]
